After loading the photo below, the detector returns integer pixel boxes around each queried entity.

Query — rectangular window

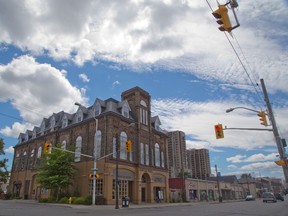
[89,179,103,196]
[112,180,128,199]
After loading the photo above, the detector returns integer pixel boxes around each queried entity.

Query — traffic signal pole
[260,79,288,182]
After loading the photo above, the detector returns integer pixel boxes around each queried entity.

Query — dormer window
[62,116,68,128]
[94,104,101,116]
[40,120,45,134]
[122,103,129,118]
[32,129,37,138]
[76,110,83,123]
[25,133,29,142]
[50,117,55,130]
[155,118,160,131]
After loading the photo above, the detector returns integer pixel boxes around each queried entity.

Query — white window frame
[75,136,82,162]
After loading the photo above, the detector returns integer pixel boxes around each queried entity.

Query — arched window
[75,136,82,162]
[37,147,42,158]
[30,149,34,157]
[120,132,127,160]
[161,151,165,168]
[113,137,117,158]
[140,100,148,125]
[140,143,144,164]
[145,144,149,165]
[155,143,160,167]
[61,140,67,150]
[94,130,102,159]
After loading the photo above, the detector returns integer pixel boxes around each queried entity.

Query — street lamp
[226,105,288,182]
[115,123,135,209]
[226,107,259,113]
[74,102,98,205]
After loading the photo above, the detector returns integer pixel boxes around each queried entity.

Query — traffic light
[43,143,51,155]
[214,124,224,139]
[125,140,132,152]
[257,111,268,126]
[212,5,232,32]
[89,173,100,179]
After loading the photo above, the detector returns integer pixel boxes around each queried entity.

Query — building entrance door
[141,188,146,202]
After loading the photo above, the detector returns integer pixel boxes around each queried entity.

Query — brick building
[9,87,169,204]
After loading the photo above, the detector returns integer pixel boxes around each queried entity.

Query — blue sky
[0,0,287,180]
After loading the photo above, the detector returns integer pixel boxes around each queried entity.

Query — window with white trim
[122,103,129,118]
[145,144,149,166]
[94,104,101,116]
[62,116,68,128]
[75,136,82,162]
[140,100,148,125]
[61,140,67,150]
[140,143,144,164]
[120,132,127,160]
[76,110,83,123]
[155,143,160,167]
[94,130,101,159]
[161,151,165,168]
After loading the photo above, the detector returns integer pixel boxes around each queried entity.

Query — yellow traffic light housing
[214,124,224,139]
[212,5,232,32]
[89,173,100,180]
[43,143,51,155]
[257,111,268,126]
[125,140,132,152]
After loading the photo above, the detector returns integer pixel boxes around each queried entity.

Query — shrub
[39,198,49,203]
[59,197,69,204]
[74,197,86,204]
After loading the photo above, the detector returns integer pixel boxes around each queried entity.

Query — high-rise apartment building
[167,131,188,178]
[187,148,211,179]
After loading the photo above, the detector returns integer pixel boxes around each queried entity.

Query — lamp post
[226,107,259,113]
[115,133,119,209]
[115,123,135,209]
[226,103,288,182]
[75,102,98,205]
[215,165,222,202]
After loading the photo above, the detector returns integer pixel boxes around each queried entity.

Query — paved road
[0,198,287,216]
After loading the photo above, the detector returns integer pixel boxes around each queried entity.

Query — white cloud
[152,98,288,151]
[5,146,14,154]
[79,73,90,83]
[227,153,278,163]
[0,55,87,137]
[112,81,120,88]
[0,0,287,93]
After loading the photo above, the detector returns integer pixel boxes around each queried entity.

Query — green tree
[36,144,76,201]
[0,138,9,184]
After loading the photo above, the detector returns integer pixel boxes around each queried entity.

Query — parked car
[275,193,284,201]
[262,192,277,203]
[245,195,255,201]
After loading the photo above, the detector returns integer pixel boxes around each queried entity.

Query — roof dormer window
[50,116,55,130]
[76,110,83,123]
[122,102,129,118]
[94,103,101,116]
[62,116,68,128]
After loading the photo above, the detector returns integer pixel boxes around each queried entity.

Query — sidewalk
[1,198,244,210]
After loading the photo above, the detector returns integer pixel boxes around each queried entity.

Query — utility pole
[215,165,222,202]
[260,78,288,182]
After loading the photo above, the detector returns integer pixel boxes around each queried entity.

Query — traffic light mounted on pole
[214,124,224,139]
[125,140,132,152]
[257,111,268,126]
[212,5,232,32]
[43,143,51,155]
